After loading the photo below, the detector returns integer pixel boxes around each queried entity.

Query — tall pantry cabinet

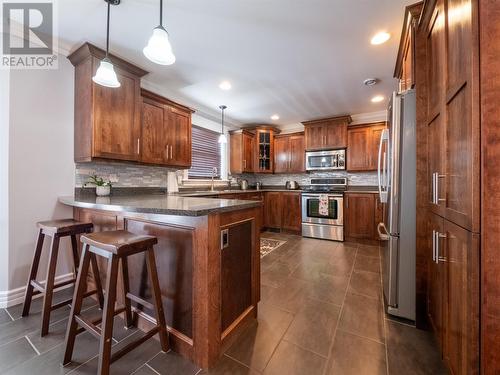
[394,0,493,373]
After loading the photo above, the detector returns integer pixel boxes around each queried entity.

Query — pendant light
[143,0,176,65]
[93,0,121,88]
[218,105,228,144]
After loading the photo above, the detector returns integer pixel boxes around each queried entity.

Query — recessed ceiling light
[371,32,391,45]
[363,78,379,86]
[371,95,385,103]
[271,114,280,121]
[219,81,232,90]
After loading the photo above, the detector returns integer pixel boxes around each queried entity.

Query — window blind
[189,125,222,179]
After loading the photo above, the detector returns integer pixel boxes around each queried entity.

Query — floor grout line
[223,352,261,372]
[4,308,15,322]
[320,244,359,375]
[24,335,41,356]
[145,363,161,374]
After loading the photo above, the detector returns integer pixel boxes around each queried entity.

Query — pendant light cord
[221,108,225,133]
[106,0,110,57]
[160,0,163,26]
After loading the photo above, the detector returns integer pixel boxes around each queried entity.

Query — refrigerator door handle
[378,129,389,203]
[377,222,390,241]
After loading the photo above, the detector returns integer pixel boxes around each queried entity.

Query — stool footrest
[75,306,127,336]
[51,298,73,311]
[110,326,160,364]
[126,293,154,311]
[30,278,76,295]
[75,315,102,339]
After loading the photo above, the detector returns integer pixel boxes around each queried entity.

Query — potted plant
[84,175,112,196]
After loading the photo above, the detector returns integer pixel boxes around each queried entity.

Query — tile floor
[0,232,448,374]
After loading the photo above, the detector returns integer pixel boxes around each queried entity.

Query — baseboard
[0,273,74,308]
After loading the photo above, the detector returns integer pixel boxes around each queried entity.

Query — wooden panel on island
[73,205,261,369]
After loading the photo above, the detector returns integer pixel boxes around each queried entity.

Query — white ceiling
[56,0,415,127]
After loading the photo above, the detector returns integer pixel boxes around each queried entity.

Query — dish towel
[319,195,329,216]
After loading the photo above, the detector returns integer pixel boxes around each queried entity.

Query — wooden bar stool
[22,219,105,336]
[63,230,169,375]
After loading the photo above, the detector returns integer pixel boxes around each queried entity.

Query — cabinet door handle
[432,230,436,262]
[434,231,446,264]
[137,138,140,155]
[244,160,246,169]
[432,172,446,204]
[170,145,173,159]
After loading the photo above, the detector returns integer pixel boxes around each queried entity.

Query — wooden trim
[67,42,148,78]
[141,89,195,113]
[394,2,423,78]
[347,121,387,129]
[274,131,304,138]
[301,114,352,126]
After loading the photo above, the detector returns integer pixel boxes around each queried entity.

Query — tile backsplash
[75,161,377,189]
[234,171,378,187]
[75,161,176,188]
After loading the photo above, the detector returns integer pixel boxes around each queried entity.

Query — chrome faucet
[211,167,218,192]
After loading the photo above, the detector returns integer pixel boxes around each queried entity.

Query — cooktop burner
[302,178,348,193]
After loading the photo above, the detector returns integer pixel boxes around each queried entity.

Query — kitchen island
[59,194,262,369]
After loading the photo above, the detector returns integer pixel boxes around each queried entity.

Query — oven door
[301,194,344,225]
[306,150,345,171]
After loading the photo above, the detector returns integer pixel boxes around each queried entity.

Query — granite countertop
[178,188,302,197]
[59,194,262,217]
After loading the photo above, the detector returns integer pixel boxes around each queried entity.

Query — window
[189,125,222,179]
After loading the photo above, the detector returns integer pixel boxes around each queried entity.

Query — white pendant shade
[143,26,176,65]
[218,133,227,144]
[92,58,121,88]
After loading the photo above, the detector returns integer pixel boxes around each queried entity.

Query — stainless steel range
[301,178,347,241]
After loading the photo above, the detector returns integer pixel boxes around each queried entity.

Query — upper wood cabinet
[69,43,148,163]
[394,3,422,92]
[230,130,255,174]
[274,133,305,174]
[68,43,193,168]
[302,115,352,151]
[347,123,387,171]
[254,128,279,174]
[140,90,193,168]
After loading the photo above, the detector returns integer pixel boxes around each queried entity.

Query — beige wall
[0,69,10,293]
[4,55,75,304]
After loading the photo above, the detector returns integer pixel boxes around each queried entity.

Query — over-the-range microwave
[305,149,346,171]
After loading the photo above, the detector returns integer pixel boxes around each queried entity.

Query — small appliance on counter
[255,182,263,190]
[301,178,347,241]
[239,179,249,190]
[285,181,299,190]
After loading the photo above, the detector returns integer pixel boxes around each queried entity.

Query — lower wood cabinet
[263,191,301,233]
[344,193,383,241]
[344,193,382,242]
[428,213,479,375]
[221,220,253,332]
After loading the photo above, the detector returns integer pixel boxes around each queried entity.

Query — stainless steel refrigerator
[377,89,416,321]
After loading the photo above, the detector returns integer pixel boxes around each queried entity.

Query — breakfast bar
[59,194,262,369]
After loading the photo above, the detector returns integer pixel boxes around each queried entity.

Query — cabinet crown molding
[141,89,195,113]
[301,115,352,126]
[67,42,149,78]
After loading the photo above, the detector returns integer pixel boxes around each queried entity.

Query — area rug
[260,238,287,258]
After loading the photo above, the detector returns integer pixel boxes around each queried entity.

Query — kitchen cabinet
[140,90,193,167]
[69,43,148,163]
[302,115,352,151]
[262,191,301,233]
[68,43,193,168]
[344,193,381,242]
[427,213,444,347]
[264,192,282,229]
[230,130,255,174]
[274,133,305,173]
[427,214,479,375]
[221,220,253,332]
[347,123,386,171]
[394,4,422,92]
[254,128,279,174]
